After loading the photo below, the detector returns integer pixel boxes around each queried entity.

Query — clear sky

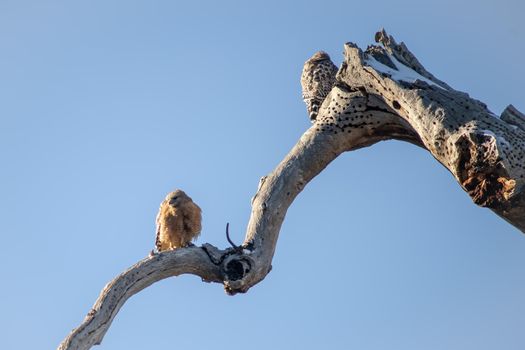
[1,1,524,349]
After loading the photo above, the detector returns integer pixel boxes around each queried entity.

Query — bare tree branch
[58,247,224,350]
[58,29,525,350]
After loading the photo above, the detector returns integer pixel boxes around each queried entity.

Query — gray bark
[58,247,223,350]
[58,30,525,350]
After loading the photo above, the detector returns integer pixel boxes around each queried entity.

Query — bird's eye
[172,196,178,201]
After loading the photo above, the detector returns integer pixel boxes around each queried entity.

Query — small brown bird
[155,189,202,252]
[300,51,338,122]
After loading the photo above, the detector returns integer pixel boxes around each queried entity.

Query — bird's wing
[181,202,202,240]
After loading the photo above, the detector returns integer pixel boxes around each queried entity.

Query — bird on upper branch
[300,51,338,122]
[155,189,202,252]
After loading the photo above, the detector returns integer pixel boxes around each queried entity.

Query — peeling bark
[58,30,525,350]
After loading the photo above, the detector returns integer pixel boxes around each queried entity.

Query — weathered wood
[226,30,525,294]
[339,34,525,230]
[58,30,524,350]
[501,104,525,132]
[58,247,224,350]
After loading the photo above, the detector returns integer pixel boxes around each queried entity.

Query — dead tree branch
[58,247,224,350]
[58,29,524,350]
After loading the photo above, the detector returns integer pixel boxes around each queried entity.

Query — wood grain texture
[58,30,524,350]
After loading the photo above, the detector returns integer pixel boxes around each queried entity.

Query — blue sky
[1,1,524,349]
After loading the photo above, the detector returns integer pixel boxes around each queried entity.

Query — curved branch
[225,222,240,250]
[224,30,525,294]
[58,29,525,350]
[58,247,224,350]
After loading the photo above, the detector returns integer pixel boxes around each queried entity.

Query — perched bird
[300,51,338,122]
[155,190,202,252]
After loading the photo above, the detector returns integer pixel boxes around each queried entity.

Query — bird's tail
[307,99,321,121]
